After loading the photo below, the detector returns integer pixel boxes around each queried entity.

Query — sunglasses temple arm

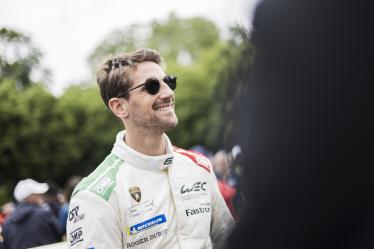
[117,83,145,98]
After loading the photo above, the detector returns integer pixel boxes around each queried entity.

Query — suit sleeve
[66,190,122,249]
[209,168,236,249]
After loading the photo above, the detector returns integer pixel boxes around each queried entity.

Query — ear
[108,97,129,119]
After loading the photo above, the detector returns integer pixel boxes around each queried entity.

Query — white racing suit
[66,130,235,249]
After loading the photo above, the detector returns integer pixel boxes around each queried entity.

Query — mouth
[154,100,174,112]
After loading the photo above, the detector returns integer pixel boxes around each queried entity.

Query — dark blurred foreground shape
[229,0,373,248]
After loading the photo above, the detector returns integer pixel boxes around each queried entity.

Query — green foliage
[0,80,58,201]
[55,86,122,179]
[0,80,121,201]
[166,41,228,148]
[147,12,220,64]
[207,26,254,148]
[87,23,148,72]
[89,12,220,71]
[0,28,46,88]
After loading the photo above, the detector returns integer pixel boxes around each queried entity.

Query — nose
[158,81,174,99]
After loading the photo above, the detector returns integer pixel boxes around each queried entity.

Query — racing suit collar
[111,130,174,171]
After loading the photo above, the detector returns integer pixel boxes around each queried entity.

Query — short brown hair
[96,48,162,107]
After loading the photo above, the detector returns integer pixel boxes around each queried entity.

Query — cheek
[129,98,153,115]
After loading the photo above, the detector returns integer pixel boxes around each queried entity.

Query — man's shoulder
[72,153,124,201]
[173,146,211,173]
[33,207,58,221]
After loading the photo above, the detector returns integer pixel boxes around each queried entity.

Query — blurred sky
[0,0,259,95]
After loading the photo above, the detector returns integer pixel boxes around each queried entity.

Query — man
[66,48,234,249]
[2,179,62,249]
[0,202,15,226]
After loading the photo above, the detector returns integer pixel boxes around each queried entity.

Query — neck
[124,129,167,156]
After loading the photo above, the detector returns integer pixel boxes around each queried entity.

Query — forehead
[129,61,165,86]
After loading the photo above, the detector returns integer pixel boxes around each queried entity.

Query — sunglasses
[118,75,177,97]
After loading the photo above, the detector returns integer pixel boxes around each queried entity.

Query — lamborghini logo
[129,186,141,202]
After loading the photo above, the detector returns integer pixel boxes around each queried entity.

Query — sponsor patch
[181,181,207,194]
[73,154,123,201]
[128,200,156,218]
[185,207,211,216]
[69,206,79,221]
[180,181,208,201]
[126,229,168,248]
[69,227,83,246]
[69,205,85,224]
[93,176,114,195]
[129,186,141,203]
[126,214,167,236]
[163,157,173,165]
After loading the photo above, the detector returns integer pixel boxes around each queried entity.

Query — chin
[163,117,178,131]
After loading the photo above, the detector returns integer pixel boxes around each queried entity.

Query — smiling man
[66,48,234,249]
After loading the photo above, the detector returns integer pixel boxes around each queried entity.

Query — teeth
[156,104,173,111]
[155,100,173,111]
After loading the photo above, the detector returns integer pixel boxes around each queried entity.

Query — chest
[116,162,212,247]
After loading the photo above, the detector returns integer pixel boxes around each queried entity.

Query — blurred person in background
[228,0,374,248]
[44,182,75,236]
[66,48,234,249]
[2,179,62,249]
[212,151,231,180]
[0,223,3,249]
[212,150,237,220]
[0,203,14,226]
[212,150,242,222]
[58,175,82,240]
[189,144,214,159]
[44,183,64,219]
[0,202,14,249]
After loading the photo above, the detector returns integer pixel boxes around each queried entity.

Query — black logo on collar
[163,157,173,165]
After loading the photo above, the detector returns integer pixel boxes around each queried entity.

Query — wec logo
[181,181,207,194]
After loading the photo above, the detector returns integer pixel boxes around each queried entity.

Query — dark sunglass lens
[144,79,160,95]
[164,75,177,90]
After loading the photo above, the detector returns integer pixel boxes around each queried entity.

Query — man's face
[125,61,178,133]
[212,152,230,178]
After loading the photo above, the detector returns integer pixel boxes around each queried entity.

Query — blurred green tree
[0,79,58,201]
[87,23,148,72]
[54,86,122,180]
[0,28,48,89]
[0,81,121,202]
[208,26,253,148]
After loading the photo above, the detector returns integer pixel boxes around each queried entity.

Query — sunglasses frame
[117,75,177,98]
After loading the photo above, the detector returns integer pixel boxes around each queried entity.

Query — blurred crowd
[190,144,245,223]
[0,176,81,249]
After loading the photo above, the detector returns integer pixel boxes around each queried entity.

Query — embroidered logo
[126,214,167,236]
[129,186,141,202]
[163,157,173,165]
